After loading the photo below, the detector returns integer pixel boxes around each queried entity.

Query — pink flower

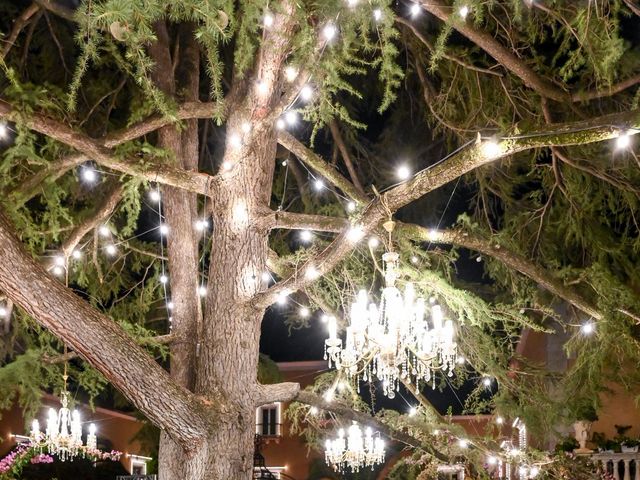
[31,454,54,464]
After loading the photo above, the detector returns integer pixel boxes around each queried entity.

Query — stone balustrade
[591,452,640,480]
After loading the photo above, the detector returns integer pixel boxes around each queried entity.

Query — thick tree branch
[263,109,640,308]
[261,209,348,233]
[419,0,640,103]
[328,120,366,195]
[33,0,74,21]
[0,100,220,196]
[0,210,209,447]
[253,382,300,406]
[61,182,124,257]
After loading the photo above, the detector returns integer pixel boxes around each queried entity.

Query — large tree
[0,0,639,478]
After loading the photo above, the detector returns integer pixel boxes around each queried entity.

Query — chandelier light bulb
[410,3,421,17]
[284,66,298,82]
[149,189,161,203]
[325,422,385,472]
[396,164,411,180]
[323,23,337,41]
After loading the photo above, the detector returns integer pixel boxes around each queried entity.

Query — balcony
[590,452,640,480]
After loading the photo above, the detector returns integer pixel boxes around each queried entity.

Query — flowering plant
[0,442,122,480]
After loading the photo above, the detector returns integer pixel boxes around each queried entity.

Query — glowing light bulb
[229,133,242,149]
[428,229,439,241]
[52,266,64,276]
[105,244,117,256]
[411,255,419,264]
[256,81,269,95]
[483,377,492,387]
[530,466,540,477]
[346,0,358,6]
[285,110,299,126]
[159,274,168,284]
[309,406,318,414]
[459,5,469,18]
[149,190,161,203]
[482,140,502,158]
[54,256,65,267]
[373,8,383,21]
[0,123,8,138]
[222,160,233,171]
[409,407,417,417]
[581,322,595,335]
[458,439,469,448]
[72,250,82,260]
[167,301,174,310]
[198,285,207,297]
[313,178,324,191]
[241,122,252,134]
[195,219,208,231]
[323,390,334,402]
[323,23,337,41]
[277,291,289,306]
[0,306,7,317]
[300,84,314,102]
[456,356,466,365]
[276,118,286,129]
[616,131,632,149]
[410,3,421,17]
[263,12,274,27]
[496,416,504,425]
[347,225,364,243]
[305,266,320,280]
[487,456,498,465]
[261,271,271,282]
[347,201,356,212]
[81,166,97,183]
[284,66,298,82]
[159,224,169,235]
[98,225,110,237]
[89,423,96,435]
[396,164,411,180]
[299,307,310,318]
[368,237,379,248]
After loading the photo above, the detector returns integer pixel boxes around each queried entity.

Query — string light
[368,237,379,248]
[306,266,320,280]
[309,406,319,414]
[167,301,174,310]
[241,122,252,134]
[487,456,498,465]
[373,8,383,21]
[346,0,358,7]
[222,160,233,172]
[458,439,469,449]
[323,23,337,41]
[410,3,421,17]
[299,307,310,318]
[0,306,7,317]
[347,201,356,212]
[159,224,169,236]
[314,178,325,191]
[195,219,209,231]
[284,66,298,82]
[81,166,97,183]
[581,322,595,335]
[54,256,65,267]
[276,118,286,129]
[496,416,504,425]
[616,130,632,149]
[482,140,502,158]
[396,164,411,180]
[300,230,313,242]
[228,133,242,149]
[149,189,161,203]
[285,110,299,126]
[459,5,469,18]
[159,274,168,284]
[410,255,419,264]
[98,225,110,237]
[347,225,364,243]
[198,285,207,297]
[277,291,289,306]
[52,266,64,276]
[409,407,417,417]
[482,377,492,387]
[72,250,82,260]
[256,81,269,96]
[261,271,271,282]
[105,244,117,256]
[456,356,466,365]
[0,122,8,138]
[300,84,314,102]
[263,12,274,28]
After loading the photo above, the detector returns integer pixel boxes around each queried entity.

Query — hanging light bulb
[300,84,314,102]
[81,166,98,183]
[256,81,269,96]
[198,285,207,297]
[299,307,310,318]
[347,201,356,212]
[105,244,117,256]
[149,189,161,203]
[261,271,272,283]
[368,237,379,248]
[396,164,411,180]
[72,250,82,260]
[0,305,8,317]
[459,5,469,18]
[314,178,325,191]
[373,8,383,21]
[284,66,298,82]
[409,407,417,417]
[347,225,365,243]
[276,118,286,129]
[159,224,169,236]
[581,322,595,335]
[0,122,8,139]
[410,3,421,17]
[323,23,337,41]
[285,110,299,126]
[300,230,313,242]
[482,140,502,158]
[159,274,168,284]
[263,11,274,28]
[98,225,111,237]
[305,266,320,280]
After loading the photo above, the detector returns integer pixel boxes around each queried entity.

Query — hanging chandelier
[29,374,97,461]
[324,422,385,472]
[325,251,458,398]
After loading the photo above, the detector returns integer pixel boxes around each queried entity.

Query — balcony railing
[591,452,640,480]
[115,476,157,480]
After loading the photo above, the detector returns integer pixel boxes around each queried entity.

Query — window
[254,466,285,479]
[127,455,152,475]
[255,402,281,436]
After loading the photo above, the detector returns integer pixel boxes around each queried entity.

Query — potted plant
[614,425,639,453]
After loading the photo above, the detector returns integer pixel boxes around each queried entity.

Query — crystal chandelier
[324,422,385,472]
[325,251,458,398]
[29,374,97,461]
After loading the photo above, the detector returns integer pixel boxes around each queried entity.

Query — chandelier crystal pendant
[324,422,385,472]
[29,374,97,461]
[324,251,458,398]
